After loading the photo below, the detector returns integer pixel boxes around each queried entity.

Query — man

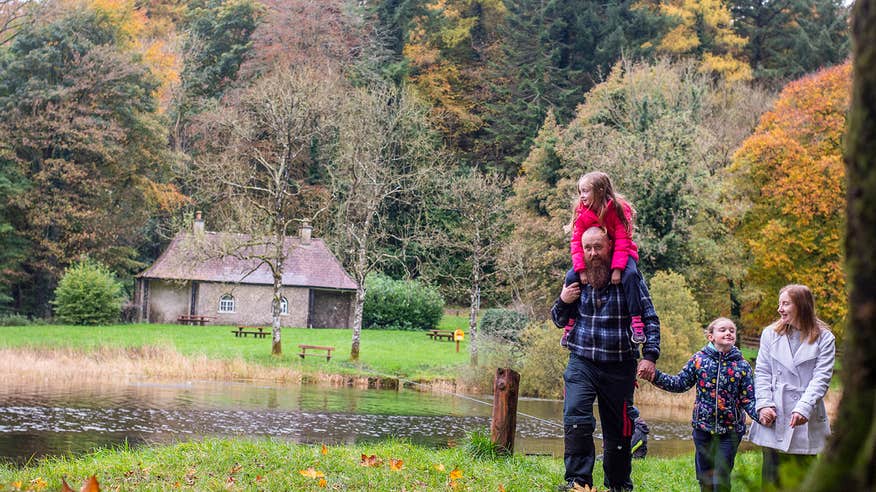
[551,226,661,491]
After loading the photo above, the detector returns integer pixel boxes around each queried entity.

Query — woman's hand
[759,407,777,426]
[789,412,808,428]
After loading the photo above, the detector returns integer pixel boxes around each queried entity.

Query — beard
[586,256,611,290]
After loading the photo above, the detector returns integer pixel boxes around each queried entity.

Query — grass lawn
[0,438,764,491]
[0,323,473,381]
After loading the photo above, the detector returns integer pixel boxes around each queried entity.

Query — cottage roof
[138,232,358,290]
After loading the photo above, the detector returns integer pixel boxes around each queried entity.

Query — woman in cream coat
[750,284,835,490]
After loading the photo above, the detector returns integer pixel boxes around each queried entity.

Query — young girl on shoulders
[563,171,645,345]
[648,318,758,492]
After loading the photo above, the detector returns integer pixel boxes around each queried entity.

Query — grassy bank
[0,438,762,491]
[0,324,471,381]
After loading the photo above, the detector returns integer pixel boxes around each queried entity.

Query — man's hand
[789,412,808,428]
[759,407,777,426]
[560,281,581,304]
[637,359,655,381]
[611,269,622,284]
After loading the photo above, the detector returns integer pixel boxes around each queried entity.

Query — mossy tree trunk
[804,1,876,489]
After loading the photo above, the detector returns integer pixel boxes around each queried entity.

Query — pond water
[0,378,755,465]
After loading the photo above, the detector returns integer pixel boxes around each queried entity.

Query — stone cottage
[134,214,358,328]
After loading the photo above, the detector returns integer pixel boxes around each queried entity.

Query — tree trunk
[271,235,284,356]
[350,283,365,361]
[469,281,480,367]
[804,1,876,489]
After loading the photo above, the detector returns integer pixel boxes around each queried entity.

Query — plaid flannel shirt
[551,278,660,363]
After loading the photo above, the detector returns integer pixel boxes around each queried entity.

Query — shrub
[518,321,567,398]
[0,313,32,326]
[52,258,125,325]
[478,308,530,342]
[649,270,705,371]
[362,273,444,331]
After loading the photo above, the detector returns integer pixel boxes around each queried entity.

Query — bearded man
[551,226,661,492]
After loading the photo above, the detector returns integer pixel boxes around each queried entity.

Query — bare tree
[0,0,32,46]
[804,0,876,489]
[192,65,335,356]
[431,170,512,366]
[326,82,440,361]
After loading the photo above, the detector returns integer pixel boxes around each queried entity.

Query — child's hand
[611,269,621,284]
[578,272,587,285]
[759,407,777,426]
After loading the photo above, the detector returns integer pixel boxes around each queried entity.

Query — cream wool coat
[749,323,836,454]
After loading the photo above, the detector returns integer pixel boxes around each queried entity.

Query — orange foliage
[730,62,851,336]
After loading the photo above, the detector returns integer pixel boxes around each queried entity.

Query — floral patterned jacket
[653,344,758,435]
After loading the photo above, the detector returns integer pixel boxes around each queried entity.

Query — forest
[0,0,852,339]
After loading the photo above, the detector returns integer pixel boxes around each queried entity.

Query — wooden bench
[427,329,455,341]
[177,314,214,325]
[231,326,269,338]
[298,344,334,361]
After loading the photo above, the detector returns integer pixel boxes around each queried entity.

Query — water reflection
[0,378,735,465]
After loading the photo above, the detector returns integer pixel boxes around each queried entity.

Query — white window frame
[280,297,289,315]
[218,294,235,313]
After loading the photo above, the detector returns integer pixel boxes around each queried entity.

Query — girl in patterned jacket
[647,318,758,492]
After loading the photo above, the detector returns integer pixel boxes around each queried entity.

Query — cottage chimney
[299,223,312,245]
[193,211,205,235]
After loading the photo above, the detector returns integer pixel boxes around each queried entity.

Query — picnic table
[232,326,269,338]
[427,329,455,341]
[298,344,335,361]
[177,314,214,325]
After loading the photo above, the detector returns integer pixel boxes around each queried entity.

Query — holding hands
[758,407,808,427]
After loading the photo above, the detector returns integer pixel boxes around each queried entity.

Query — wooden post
[490,367,520,455]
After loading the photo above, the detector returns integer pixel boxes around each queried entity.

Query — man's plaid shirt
[551,279,661,363]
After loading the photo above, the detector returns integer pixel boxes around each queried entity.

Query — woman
[749,284,836,490]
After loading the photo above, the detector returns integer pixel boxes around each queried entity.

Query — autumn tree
[639,0,752,81]
[804,1,876,488]
[191,65,336,356]
[0,7,178,316]
[648,270,703,371]
[0,0,34,45]
[728,62,850,337]
[324,82,441,361]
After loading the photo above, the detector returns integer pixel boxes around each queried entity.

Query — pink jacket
[571,199,639,272]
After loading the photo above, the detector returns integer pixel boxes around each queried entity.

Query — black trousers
[563,354,637,491]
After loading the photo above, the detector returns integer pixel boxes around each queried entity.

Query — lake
[0,376,755,465]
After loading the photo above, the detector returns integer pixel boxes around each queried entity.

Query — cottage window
[219,294,235,313]
[280,297,289,315]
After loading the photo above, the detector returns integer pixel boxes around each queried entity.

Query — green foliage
[478,308,530,342]
[52,258,125,325]
[518,321,567,398]
[730,0,851,86]
[484,0,661,173]
[362,274,444,331]
[648,270,704,372]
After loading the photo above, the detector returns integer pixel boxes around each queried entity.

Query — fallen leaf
[449,468,463,480]
[389,459,404,471]
[80,476,100,492]
[11,481,22,490]
[29,477,47,491]
[60,478,75,492]
[298,468,325,479]
[433,464,445,472]
[225,476,235,485]
[359,454,382,467]
[229,465,242,475]
[173,481,181,488]
[572,483,592,492]
[255,475,264,483]
[498,485,506,492]
[317,478,327,488]
[320,444,328,455]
